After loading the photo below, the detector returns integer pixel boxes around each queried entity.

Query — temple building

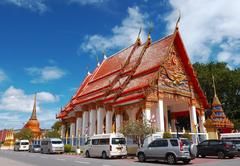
[57,23,209,144]
[23,94,41,138]
[204,76,234,139]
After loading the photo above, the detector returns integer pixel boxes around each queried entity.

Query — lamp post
[175,121,180,138]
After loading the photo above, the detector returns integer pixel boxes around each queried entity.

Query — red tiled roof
[57,31,209,119]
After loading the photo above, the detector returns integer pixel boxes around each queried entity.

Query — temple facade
[23,94,41,138]
[57,25,208,145]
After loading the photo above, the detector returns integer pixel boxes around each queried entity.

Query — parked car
[137,138,192,165]
[14,140,30,151]
[197,139,238,159]
[229,139,240,157]
[84,133,127,159]
[29,144,41,153]
[41,138,64,154]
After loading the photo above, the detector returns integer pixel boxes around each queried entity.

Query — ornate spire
[30,93,37,120]
[212,75,221,106]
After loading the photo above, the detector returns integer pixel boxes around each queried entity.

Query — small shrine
[204,76,234,139]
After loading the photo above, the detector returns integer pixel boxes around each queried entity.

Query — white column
[70,122,76,146]
[157,99,165,132]
[61,124,66,138]
[70,122,76,138]
[76,117,82,137]
[189,104,198,133]
[89,109,97,136]
[82,111,89,136]
[199,113,206,133]
[116,113,121,133]
[97,107,105,134]
[106,110,113,133]
[144,106,151,125]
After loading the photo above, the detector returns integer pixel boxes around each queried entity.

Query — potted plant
[76,145,81,154]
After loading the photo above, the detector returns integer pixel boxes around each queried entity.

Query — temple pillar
[144,102,152,125]
[89,105,97,136]
[189,99,198,133]
[61,123,66,138]
[106,110,113,134]
[157,94,165,132]
[97,107,105,134]
[75,112,82,137]
[164,104,169,132]
[199,110,206,133]
[115,111,122,133]
[82,111,89,136]
[70,121,76,146]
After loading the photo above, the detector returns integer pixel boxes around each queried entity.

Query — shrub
[181,132,192,140]
[64,144,72,153]
[163,132,172,138]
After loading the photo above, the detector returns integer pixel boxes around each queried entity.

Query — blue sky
[0,0,239,129]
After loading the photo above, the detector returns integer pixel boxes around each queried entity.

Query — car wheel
[85,151,90,158]
[217,151,225,159]
[138,152,145,162]
[183,159,191,164]
[167,154,176,165]
[102,151,107,159]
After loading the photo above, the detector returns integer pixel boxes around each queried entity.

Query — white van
[84,133,127,159]
[41,138,64,154]
[14,140,30,151]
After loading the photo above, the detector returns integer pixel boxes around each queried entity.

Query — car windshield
[52,141,62,144]
[21,142,29,145]
[112,138,126,144]
[33,145,40,148]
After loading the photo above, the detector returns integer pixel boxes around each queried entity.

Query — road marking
[55,158,66,161]
[74,160,90,164]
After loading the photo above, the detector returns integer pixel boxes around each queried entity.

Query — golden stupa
[23,94,41,138]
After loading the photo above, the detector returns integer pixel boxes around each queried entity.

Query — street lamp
[175,121,180,138]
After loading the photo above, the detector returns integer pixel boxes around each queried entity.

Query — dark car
[229,139,240,157]
[197,139,238,159]
[29,144,41,153]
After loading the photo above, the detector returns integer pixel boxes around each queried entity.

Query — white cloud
[165,0,240,67]
[0,86,59,113]
[69,0,108,5]
[0,69,7,83]
[25,66,66,83]
[2,0,47,13]
[80,6,149,55]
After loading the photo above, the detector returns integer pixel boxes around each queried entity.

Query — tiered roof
[204,76,234,132]
[57,29,208,119]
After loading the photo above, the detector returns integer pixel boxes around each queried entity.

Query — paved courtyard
[0,150,240,166]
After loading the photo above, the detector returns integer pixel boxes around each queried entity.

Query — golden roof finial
[96,54,100,66]
[135,27,142,45]
[175,10,181,30]
[102,49,107,60]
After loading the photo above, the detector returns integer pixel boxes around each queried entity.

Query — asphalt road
[0,150,240,166]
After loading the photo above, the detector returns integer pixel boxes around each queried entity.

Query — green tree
[120,120,157,146]
[14,128,34,141]
[193,62,240,129]
[45,121,61,138]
